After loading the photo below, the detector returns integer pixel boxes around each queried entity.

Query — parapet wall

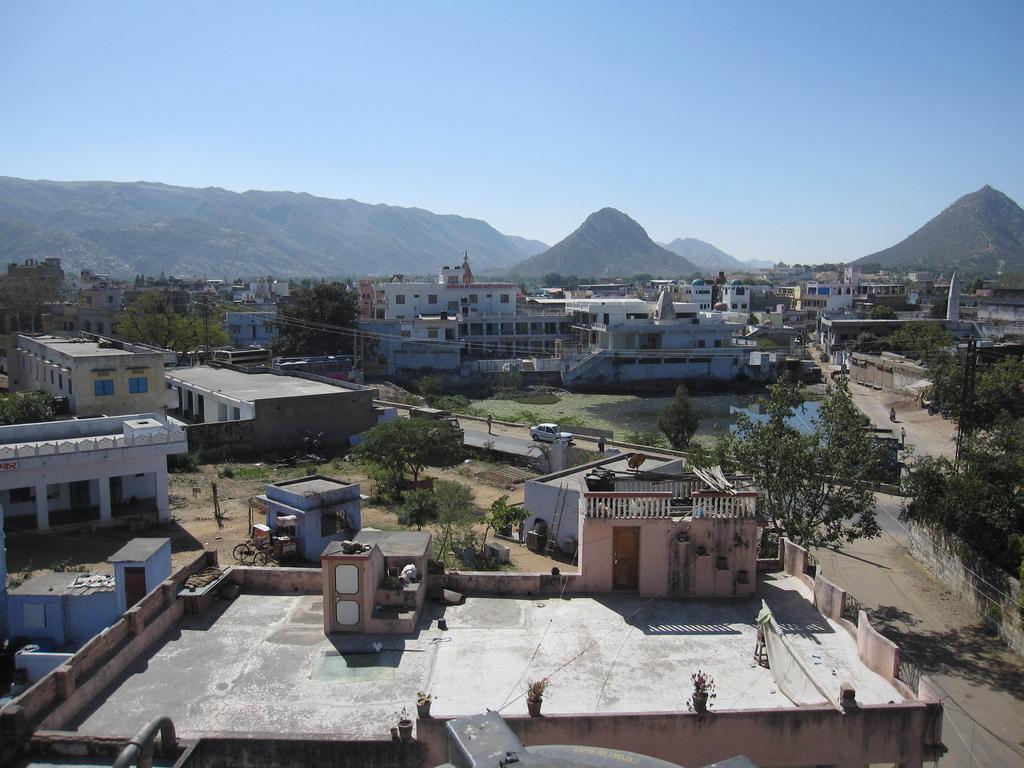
[417,704,944,768]
[227,565,322,593]
[0,550,217,747]
[437,571,579,597]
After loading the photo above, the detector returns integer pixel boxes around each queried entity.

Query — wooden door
[124,566,147,608]
[613,527,639,590]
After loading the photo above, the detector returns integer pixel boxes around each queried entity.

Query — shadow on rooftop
[590,595,746,636]
[759,578,834,642]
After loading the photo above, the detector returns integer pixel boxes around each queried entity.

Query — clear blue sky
[2,1,1022,263]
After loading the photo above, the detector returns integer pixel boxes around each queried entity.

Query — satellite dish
[628,453,647,472]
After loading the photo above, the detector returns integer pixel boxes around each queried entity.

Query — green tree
[869,304,896,319]
[728,378,882,547]
[0,391,56,425]
[431,479,478,564]
[397,488,440,530]
[415,375,444,398]
[929,298,947,318]
[117,290,227,352]
[0,274,60,332]
[272,282,358,357]
[479,494,527,551]
[657,384,701,449]
[903,417,1024,571]
[354,418,463,485]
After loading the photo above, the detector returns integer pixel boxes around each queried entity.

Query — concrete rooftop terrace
[166,366,350,401]
[68,574,902,740]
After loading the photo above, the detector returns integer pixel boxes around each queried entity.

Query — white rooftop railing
[0,428,186,460]
[582,492,673,519]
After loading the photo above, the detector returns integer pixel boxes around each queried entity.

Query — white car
[530,423,575,444]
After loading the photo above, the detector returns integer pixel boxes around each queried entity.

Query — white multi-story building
[373,257,517,321]
[561,292,770,385]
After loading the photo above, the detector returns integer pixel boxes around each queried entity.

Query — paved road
[813,500,1024,764]
[461,422,545,458]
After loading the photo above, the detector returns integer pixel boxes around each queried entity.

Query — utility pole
[202,293,212,356]
[953,338,977,472]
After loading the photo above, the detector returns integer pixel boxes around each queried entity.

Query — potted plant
[397,708,413,741]
[687,670,716,714]
[525,679,548,717]
[416,691,433,718]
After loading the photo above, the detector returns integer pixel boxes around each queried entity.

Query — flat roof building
[165,365,378,457]
[9,335,172,417]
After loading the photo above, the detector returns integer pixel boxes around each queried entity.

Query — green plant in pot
[525,678,548,717]
[687,670,716,713]
[416,691,433,718]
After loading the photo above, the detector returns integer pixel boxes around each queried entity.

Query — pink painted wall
[856,609,901,682]
[577,517,668,596]
[417,702,943,768]
[673,517,758,598]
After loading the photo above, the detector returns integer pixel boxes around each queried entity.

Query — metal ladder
[545,483,567,555]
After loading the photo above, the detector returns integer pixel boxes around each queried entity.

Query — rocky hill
[855,185,1024,276]
[509,208,699,279]
[0,177,547,278]
[660,237,772,272]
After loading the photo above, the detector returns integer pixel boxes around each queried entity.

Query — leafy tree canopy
[903,417,1024,572]
[0,391,56,425]
[271,282,358,357]
[397,488,440,530]
[722,378,882,548]
[354,418,463,484]
[657,384,701,450]
[117,290,227,352]
[869,304,896,319]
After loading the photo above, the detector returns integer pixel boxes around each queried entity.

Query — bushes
[168,451,200,473]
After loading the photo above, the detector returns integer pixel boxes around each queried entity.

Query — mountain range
[855,185,1024,276]
[509,208,701,278]
[659,237,772,272]
[0,177,547,278]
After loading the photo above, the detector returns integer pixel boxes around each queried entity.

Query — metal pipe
[113,716,177,768]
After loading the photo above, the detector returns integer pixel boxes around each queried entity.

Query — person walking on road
[597,435,606,453]
[487,414,493,435]
[900,426,906,445]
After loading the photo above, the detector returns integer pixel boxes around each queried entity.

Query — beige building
[9,335,172,417]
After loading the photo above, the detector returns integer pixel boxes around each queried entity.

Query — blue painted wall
[113,540,172,613]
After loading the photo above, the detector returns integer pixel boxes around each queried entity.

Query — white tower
[946,272,960,323]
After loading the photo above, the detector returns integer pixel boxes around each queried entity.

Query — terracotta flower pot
[527,697,543,717]
[417,699,432,718]
[398,718,414,741]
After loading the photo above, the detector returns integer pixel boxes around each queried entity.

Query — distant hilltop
[0,176,548,278]
[855,185,1024,277]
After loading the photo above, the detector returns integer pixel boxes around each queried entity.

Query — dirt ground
[5,453,574,587]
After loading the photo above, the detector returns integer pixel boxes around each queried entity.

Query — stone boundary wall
[416,703,944,768]
[904,519,1023,655]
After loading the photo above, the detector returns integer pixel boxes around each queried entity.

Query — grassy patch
[511,392,560,405]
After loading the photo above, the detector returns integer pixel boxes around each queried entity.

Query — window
[500,294,510,304]
[10,487,33,503]
[427,329,438,339]
[58,374,62,390]
[468,294,478,304]
[129,376,148,394]
[97,322,105,333]
[107,294,113,304]
[428,294,438,304]
[94,379,114,396]
[395,294,406,304]
[50,370,54,384]
[400,330,411,338]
